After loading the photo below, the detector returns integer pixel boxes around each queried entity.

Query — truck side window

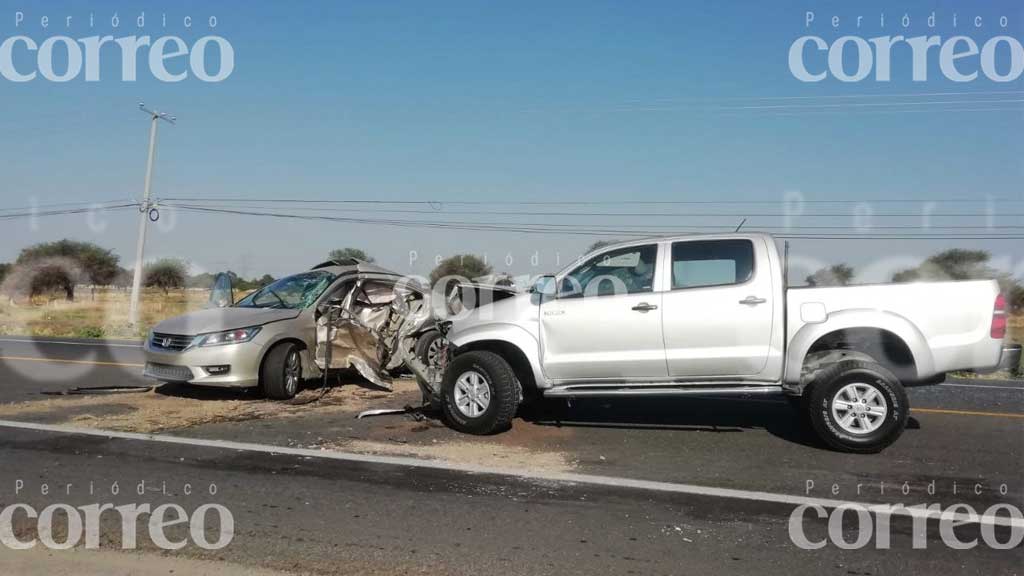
[671,240,754,289]
[560,244,658,297]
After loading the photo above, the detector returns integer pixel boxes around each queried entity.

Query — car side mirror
[208,272,234,308]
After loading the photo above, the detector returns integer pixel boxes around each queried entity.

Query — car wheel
[415,330,446,369]
[806,360,908,453]
[442,351,518,435]
[261,342,303,400]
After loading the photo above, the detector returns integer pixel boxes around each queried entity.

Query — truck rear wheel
[442,351,518,435]
[806,360,908,453]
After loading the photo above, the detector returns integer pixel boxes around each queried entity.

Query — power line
[604,98,1024,113]
[617,90,1024,104]
[0,199,136,213]
[158,196,1024,206]
[0,204,139,220]
[162,202,1024,219]
[162,202,1024,230]
[169,204,1024,240]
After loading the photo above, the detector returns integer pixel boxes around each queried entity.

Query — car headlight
[197,327,262,347]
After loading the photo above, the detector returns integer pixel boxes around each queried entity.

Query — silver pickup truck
[425,233,1011,453]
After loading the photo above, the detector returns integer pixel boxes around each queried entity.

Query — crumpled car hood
[153,307,301,335]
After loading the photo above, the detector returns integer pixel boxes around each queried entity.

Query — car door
[660,238,774,378]
[540,243,668,381]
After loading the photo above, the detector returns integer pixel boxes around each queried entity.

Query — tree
[144,259,188,294]
[430,254,493,285]
[891,268,920,283]
[0,263,10,285]
[14,240,120,300]
[1010,283,1024,314]
[27,263,76,300]
[256,274,276,287]
[112,267,132,290]
[806,264,855,287]
[586,240,620,253]
[328,248,376,263]
[893,249,992,283]
[892,248,1023,311]
[186,271,217,289]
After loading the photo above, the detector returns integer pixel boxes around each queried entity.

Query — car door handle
[739,296,767,305]
[631,302,658,312]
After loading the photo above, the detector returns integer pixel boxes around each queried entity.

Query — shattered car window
[235,271,337,310]
[356,281,399,306]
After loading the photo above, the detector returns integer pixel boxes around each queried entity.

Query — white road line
[942,382,1024,391]
[0,338,142,348]
[0,419,1019,529]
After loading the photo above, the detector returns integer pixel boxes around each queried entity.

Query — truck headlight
[197,327,262,347]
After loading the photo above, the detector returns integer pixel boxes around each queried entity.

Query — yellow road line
[912,407,1024,419]
[0,355,144,368]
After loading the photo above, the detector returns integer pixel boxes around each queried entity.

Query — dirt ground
[0,378,411,433]
[0,377,579,474]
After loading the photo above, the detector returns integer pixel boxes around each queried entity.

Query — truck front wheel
[442,351,518,435]
[806,360,909,453]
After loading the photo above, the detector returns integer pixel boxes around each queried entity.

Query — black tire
[260,342,303,400]
[413,330,446,411]
[415,330,445,369]
[442,350,518,435]
[806,360,909,453]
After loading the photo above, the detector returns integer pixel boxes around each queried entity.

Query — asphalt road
[0,336,1021,574]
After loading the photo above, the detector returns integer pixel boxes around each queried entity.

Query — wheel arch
[258,336,311,379]
[449,324,546,395]
[785,309,935,385]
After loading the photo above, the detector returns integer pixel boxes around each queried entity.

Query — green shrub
[74,326,106,339]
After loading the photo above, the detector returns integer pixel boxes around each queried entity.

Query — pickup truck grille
[151,332,195,352]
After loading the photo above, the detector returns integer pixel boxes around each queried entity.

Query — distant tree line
[2,241,1019,312]
[804,249,1022,312]
[0,239,279,302]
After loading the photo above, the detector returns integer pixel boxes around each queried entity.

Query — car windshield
[235,271,337,310]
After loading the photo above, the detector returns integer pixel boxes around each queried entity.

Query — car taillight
[991,293,1007,339]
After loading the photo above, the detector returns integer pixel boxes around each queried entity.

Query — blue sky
[0,0,1021,281]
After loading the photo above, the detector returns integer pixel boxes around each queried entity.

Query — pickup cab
[432,233,1010,452]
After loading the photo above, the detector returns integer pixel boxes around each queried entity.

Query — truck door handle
[631,302,658,312]
[739,296,767,305]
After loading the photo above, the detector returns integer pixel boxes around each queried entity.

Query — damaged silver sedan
[144,258,446,400]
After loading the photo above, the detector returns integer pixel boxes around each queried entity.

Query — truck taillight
[991,294,1007,339]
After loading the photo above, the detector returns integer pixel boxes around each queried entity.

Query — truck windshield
[235,271,337,309]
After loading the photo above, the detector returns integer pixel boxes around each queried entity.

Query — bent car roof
[310,259,404,278]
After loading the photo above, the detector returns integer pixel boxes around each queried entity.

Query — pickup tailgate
[786,279,1004,376]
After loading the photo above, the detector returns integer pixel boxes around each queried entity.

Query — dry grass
[0,288,243,339]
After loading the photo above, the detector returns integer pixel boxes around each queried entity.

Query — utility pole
[128,103,176,327]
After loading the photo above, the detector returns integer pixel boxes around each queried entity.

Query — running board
[542,385,784,399]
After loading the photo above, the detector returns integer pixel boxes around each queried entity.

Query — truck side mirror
[530,275,557,304]
[531,275,556,295]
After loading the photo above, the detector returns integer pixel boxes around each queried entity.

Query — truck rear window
[672,240,754,289]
